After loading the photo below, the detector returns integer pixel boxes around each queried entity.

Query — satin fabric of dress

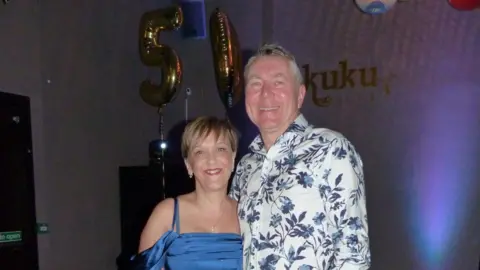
[131,230,242,270]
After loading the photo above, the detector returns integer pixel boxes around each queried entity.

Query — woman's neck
[193,190,228,212]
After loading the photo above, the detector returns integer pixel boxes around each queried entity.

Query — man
[229,43,370,270]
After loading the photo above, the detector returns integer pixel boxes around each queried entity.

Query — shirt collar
[249,114,310,155]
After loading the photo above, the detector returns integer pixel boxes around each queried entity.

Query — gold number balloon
[139,5,183,108]
[209,8,243,109]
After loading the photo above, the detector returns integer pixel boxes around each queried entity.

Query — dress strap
[171,198,180,233]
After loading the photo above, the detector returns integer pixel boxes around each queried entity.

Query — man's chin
[259,124,282,134]
[257,116,280,127]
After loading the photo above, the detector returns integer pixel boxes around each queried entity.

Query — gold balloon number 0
[209,8,243,110]
[139,6,183,108]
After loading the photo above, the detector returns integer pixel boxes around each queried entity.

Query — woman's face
[185,132,235,192]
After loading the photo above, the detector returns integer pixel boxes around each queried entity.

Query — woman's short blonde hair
[181,116,238,158]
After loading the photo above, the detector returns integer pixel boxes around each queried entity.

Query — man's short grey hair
[244,43,304,85]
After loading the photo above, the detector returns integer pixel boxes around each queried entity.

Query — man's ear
[297,84,306,108]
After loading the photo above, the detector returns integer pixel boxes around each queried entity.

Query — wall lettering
[302,60,392,107]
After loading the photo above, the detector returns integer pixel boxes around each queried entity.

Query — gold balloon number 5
[139,6,183,108]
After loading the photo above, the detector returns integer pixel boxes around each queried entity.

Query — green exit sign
[0,231,22,243]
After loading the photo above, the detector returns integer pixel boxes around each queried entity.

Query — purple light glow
[410,82,479,269]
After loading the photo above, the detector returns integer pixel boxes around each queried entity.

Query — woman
[131,116,242,270]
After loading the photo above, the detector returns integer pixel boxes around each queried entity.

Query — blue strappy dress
[130,198,243,270]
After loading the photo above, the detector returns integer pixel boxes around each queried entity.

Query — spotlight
[149,139,167,164]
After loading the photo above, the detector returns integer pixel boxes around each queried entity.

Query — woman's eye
[194,150,203,155]
[218,147,227,152]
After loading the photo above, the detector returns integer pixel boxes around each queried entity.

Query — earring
[189,173,193,178]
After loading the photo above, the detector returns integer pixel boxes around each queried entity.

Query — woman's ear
[184,158,192,176]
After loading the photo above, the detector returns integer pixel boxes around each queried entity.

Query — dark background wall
[0,0,262,269]
[1,0,479,270]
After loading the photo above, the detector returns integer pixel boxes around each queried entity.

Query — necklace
[210,200,227,232]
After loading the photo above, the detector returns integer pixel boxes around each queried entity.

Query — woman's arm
[138,198,175,253]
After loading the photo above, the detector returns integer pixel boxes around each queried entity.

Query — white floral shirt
[230,114,370,270]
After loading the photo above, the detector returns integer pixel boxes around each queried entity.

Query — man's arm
[319,137,370,269]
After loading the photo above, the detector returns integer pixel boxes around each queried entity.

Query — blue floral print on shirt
[230,114,370,270]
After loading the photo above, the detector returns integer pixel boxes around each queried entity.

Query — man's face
[245,55,305,135]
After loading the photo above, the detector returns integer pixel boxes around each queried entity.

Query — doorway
[0,91,39,270]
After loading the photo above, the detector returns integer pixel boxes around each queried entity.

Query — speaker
[116,166,164,269]
[179,0,206,39]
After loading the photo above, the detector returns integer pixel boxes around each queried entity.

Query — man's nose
[261,84,273,97]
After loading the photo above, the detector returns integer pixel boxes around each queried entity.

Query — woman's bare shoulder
[138,198,175,252]
[150,198,176,222]
[176,192,202,209]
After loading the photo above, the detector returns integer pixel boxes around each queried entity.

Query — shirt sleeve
[316,137,371,269]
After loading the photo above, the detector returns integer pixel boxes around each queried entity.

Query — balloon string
[228,93,233,108]
[158,107,164,141]
[185,88,191,123]
[157,107,166,199]
[185,95,188,122]
[161,154,165,199]
[225,66,234,120]
[227,67,234,107]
